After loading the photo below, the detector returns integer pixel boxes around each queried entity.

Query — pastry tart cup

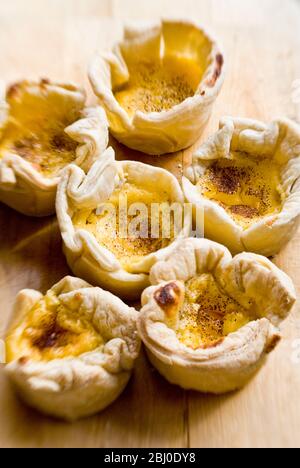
[56,149,191,299]
[5,276,140,421]
[183,117,300,256]
[89,19,225,155]
[138,238,296,394]
[0,80,109,216]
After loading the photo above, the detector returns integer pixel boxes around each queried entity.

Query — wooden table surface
[1,0,300,449]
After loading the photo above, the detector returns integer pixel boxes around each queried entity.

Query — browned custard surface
[6,290,102,362]
[176,274,252,349]
[197,154,285,228]
[72,182,175,271]
[0,84,79,176]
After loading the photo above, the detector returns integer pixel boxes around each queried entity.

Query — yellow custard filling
[197,154,285,228]
[6,290,102,363]
[114,55,203,117]
[72,182,174,271]
[176,273,251,349]
[0,85,79,177]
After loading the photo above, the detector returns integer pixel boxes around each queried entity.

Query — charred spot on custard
[155,282,181,313]
[5,290,103,363]
[32,320,74,350]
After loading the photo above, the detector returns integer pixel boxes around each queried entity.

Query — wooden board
[1,0,300,448]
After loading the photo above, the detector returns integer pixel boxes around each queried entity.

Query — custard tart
[183,117,300,255]
[0,80,108,216]
[5,276,140,421]
[56,149,190,299]
[89,19,225,155]
[138,238,296,394]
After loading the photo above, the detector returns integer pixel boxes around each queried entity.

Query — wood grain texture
[0,0,300,448]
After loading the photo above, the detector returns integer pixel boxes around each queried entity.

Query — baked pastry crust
[138,238,296,394]
[183,117,300,256]
[0,80,108,216]
[89,19,224,155]
[5,276,140,421]
[56,148,190,299]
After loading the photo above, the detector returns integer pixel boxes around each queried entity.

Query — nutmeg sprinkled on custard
[114,56,203,116]
[197,154,285,228]
[0,82,79,176]
[72,182,176,271]
[176,273,251,349]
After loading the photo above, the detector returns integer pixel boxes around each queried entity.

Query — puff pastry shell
[56,149,190,299]
[5,276,140,421]
[183,117,300,256]
[0,80,108,216]
[138,238,296,394]
[89,19,224,155]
